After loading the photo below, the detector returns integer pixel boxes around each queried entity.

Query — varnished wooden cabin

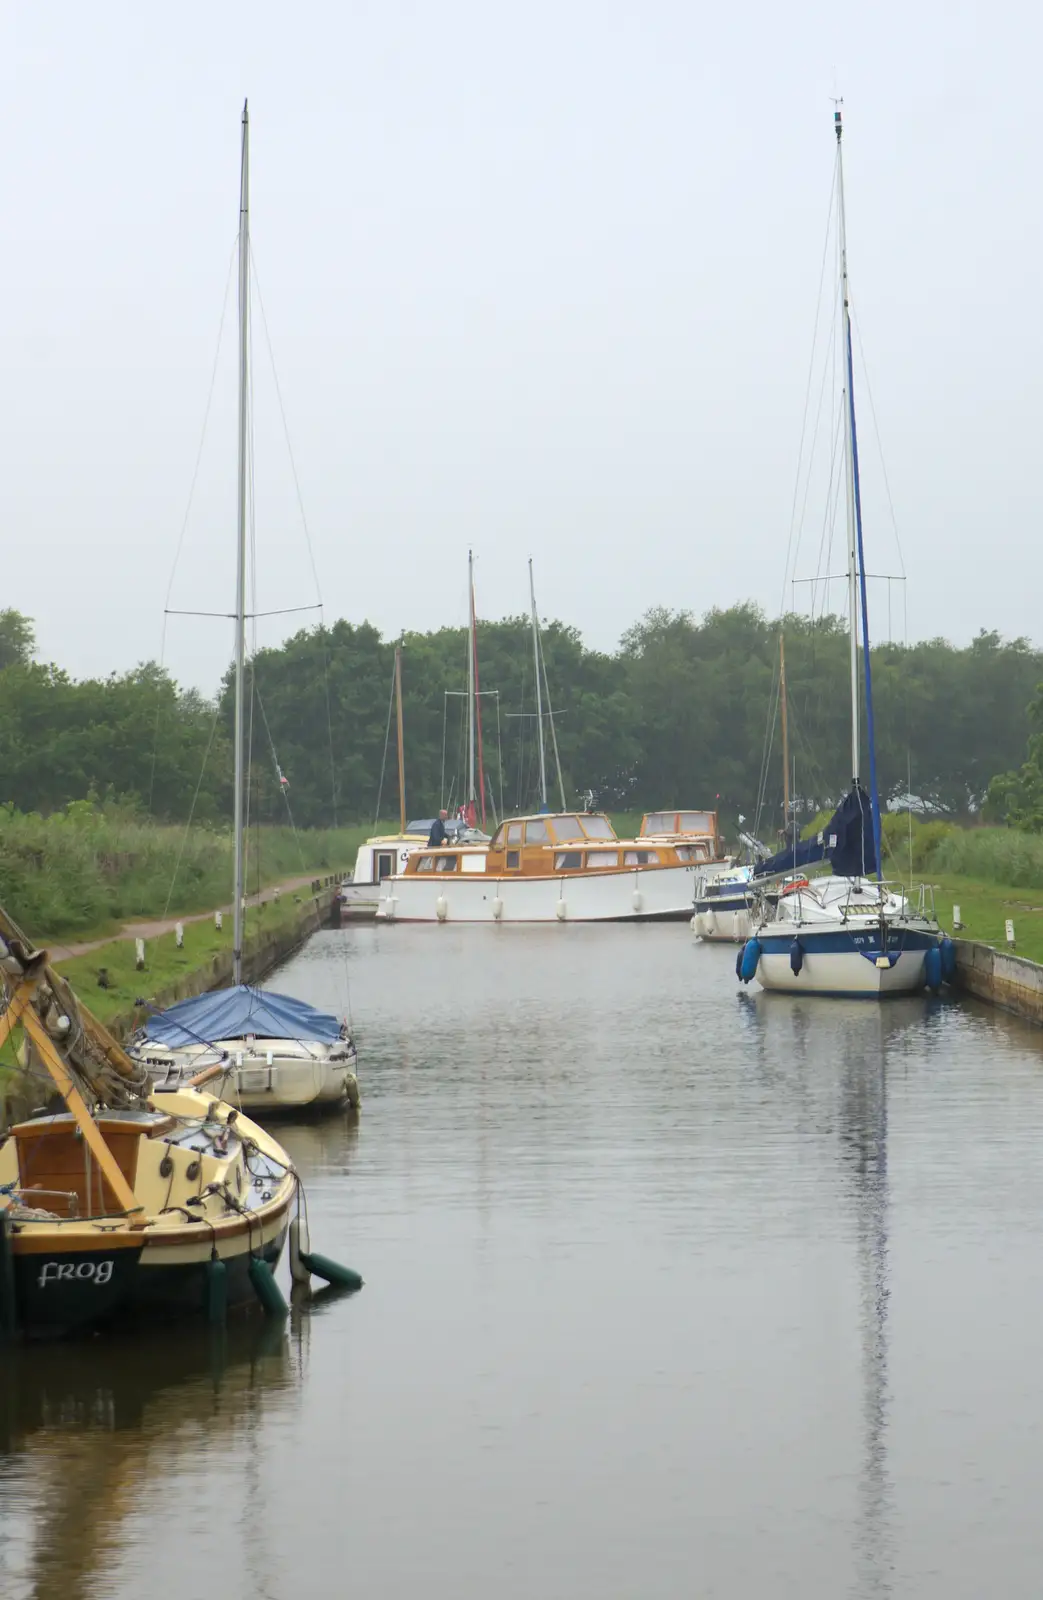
[403,812,694,878]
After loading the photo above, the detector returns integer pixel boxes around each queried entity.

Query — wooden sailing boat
[0,903,297,1339]
[128,104,358,1109]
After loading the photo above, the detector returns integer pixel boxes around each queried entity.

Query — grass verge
[51,891,322,1027]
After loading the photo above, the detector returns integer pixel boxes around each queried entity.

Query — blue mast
[836,107,883,879]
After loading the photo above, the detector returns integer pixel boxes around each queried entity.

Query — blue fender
[939,935,956,983]
[739,938,761,983]
[735,948,744,982]
[789,938,804,976]
[924,944,943,993]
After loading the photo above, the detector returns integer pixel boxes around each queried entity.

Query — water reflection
[0,1321,298,1600]
[743,995,912,1597]
[5,929,1043,1599]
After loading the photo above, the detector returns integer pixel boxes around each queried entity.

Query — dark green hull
[10,1226,287,1341]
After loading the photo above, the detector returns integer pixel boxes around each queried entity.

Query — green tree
[0,610,35,670]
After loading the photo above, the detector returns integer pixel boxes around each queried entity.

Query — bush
[0,800,369,938]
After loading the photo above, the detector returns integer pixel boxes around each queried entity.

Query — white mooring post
[953,904,963,931]
[215,910,223,931]
[175,922,184,949]
[134,938,146,971]
[1005,919,1016,950]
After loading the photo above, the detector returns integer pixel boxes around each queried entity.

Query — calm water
[4,925,1043,1598]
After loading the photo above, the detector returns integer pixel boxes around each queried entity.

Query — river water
[3,924,1043,1599]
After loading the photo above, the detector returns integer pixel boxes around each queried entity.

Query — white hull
[379,864,696,923]
[136,1039,359,1113]
[755,946,930,996]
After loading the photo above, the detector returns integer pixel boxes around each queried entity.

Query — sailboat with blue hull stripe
[740,108,946,999]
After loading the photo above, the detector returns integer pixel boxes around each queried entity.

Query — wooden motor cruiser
[377,812,697,923]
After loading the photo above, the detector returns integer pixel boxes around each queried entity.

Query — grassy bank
[0,802,380,941]
[52,889,326,1028]
[875,817,1043,962]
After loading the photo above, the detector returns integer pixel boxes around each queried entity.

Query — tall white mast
[836,104,859,785]
[529,559,548,810]
[466,549,475,809]
[232,101,250,983]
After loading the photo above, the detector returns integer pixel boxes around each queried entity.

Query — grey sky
[0,2,1036,693]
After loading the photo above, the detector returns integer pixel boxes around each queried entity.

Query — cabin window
[624,849,660,865]
[525,819,550,843]
[434,855,456,873]
[376,852,395,880]
[586,851,619,868]
[643,812,672,834]
[675,846,691,862]
[506,850,521,870]
[549,814,583,841]
[679,811,713,833]
[554,851,583,870]
[416,857,435,873]
[579,815,613,839]
[506,823,523,845]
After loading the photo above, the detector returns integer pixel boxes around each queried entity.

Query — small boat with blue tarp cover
[737,109,944,998]
[129,984,359,1113]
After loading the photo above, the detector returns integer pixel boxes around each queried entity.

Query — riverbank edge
[952,937,1043,1026]
[0,876,343,1130]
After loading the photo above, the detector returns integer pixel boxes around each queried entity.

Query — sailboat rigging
[130,103,360,1106]
[738,105,948,997]
[527,560,567,814]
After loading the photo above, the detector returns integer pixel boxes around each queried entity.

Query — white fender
[704,909,716,937]
[492,897,504,920]
[555,900,567,922]
[692,912,705,938]
[632,890,643,914]
[732,912,743,940]
[436,896,448,922]
[383,895,396,921]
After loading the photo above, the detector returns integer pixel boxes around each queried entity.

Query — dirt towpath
[46,874,326,961]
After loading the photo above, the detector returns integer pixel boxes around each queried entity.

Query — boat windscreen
[579,815,615,839]
[678,811,713,833]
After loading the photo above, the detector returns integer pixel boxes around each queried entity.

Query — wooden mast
[394,642,406,836]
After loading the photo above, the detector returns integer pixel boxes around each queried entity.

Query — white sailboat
[739,108,948,998]
[131,104,359,1110]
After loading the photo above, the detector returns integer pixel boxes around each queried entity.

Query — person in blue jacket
[427,810,449,848]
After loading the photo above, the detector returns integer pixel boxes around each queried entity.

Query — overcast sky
[0,2,1036,692]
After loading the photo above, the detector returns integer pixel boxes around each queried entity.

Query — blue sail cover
[141,985,343,1048]
[753,783,878,881]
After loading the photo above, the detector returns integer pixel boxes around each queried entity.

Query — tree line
[1,603,1041,834]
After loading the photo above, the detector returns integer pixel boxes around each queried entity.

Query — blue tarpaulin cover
[141,985,343,1048]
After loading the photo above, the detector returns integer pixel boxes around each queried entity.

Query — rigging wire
[162,698,225,919]
[374,654,397,826]
[147,235,239,819]
[250,250,340,826]
[752,153,840,838]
